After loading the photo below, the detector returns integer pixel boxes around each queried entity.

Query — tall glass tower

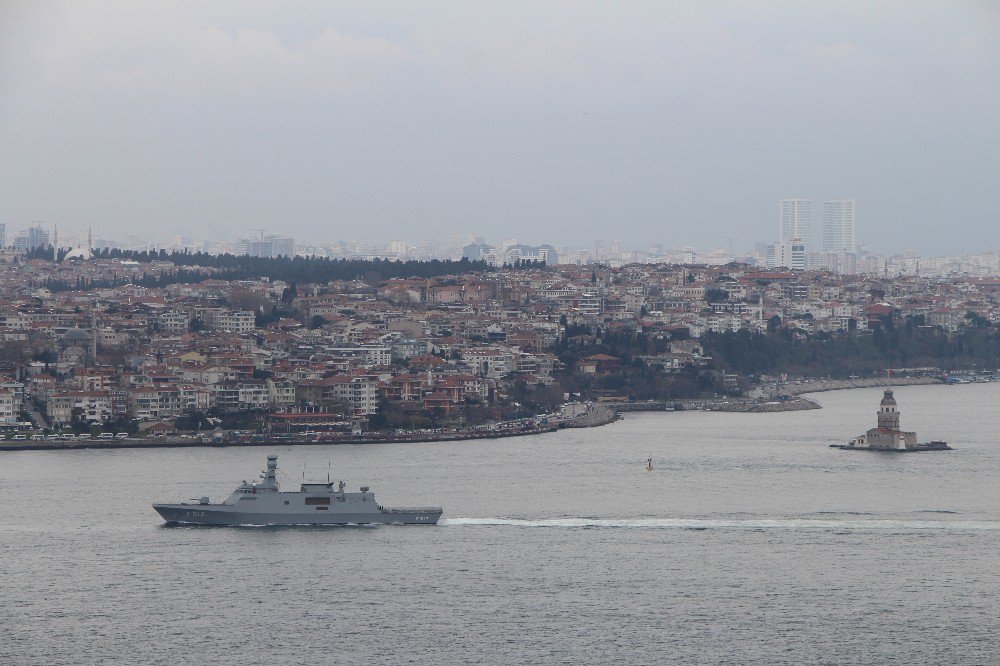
[779,199,812,250]
[822,200,856,253]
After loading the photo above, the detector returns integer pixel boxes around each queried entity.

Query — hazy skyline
[2,1,998,254]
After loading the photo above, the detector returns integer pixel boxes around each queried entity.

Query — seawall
[783,376,942,395]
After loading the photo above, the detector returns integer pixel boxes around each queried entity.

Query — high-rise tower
[823,200,856,253]
[779,199,812,250]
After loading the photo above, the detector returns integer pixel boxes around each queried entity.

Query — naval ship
[153,455,443,526]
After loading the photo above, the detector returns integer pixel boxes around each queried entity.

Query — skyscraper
[0,223,5,248]
[13,224,49,251]
[822,200,857,253]
[779,199,812,249]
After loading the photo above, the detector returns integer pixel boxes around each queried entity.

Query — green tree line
[27,246,547,290]
[701,325,1000,377]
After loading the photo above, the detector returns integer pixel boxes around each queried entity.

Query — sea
[3,383,999,665]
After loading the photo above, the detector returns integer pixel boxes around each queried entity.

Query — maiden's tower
[832,389,951,451]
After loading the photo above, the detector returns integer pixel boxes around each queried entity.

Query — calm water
[3,384,1000,665]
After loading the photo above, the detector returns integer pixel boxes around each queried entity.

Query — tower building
[849,390,917,450]
[780,199,812,250]
[823,200,856,253]
[876,389,900,430]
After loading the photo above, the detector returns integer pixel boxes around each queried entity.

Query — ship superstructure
[153,455,442,525]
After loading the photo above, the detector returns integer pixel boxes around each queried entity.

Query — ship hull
[153,504,442,526]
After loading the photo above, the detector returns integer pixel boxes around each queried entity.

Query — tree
[705,288,729,303]
[281,282,298,304]
[965,311,990,328]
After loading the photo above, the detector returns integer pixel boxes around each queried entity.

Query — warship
[153,454,443,525]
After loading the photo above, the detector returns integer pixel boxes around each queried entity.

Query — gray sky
[1,1,998,254]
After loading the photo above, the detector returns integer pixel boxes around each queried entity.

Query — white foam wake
[440,517,1000,531]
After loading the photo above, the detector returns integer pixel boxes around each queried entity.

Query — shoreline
[0,421,565,452]
[0,377,953,452]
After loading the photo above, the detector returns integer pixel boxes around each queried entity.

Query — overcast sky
[1,1,998,254]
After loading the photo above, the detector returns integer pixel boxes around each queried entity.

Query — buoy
[645,455,653,471]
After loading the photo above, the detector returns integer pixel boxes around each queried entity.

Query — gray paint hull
[153,504,441,526]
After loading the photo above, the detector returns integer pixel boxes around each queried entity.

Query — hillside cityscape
[1,203,999,442]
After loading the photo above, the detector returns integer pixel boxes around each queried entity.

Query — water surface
[2,384,998,664]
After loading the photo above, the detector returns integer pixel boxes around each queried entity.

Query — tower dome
[877,389,900,429]
[63,247,93,261]
[61,327,91,345]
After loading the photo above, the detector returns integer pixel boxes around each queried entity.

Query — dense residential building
[0,243,997,436]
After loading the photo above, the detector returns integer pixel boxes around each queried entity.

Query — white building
[129,386,181,421]
[0,390,17,427]
[823,200,856,253]
[461,347,515,379]
[202,310,256,334]
[213,381,271,413]
[156,310,191,334]
[780,198,812,250]
[327,376,379,416]
[48,391,113,425]
[325,346,392,368]
[773,239,807,270]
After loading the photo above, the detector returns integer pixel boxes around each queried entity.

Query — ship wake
[440,517,1000,531]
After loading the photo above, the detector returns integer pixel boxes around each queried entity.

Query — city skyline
[3,215,1000,264]
[1,2,998,254]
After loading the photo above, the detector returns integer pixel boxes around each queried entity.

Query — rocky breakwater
[782,376,942,396]
[559,403,620,428]
[700,397,820,412]
[604,397,820,414]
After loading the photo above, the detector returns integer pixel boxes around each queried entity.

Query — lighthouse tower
[854,389,919,449]
[877,390,900,430]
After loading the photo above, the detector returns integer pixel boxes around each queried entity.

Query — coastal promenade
[0,378,947,452]
[0,421,562,451]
